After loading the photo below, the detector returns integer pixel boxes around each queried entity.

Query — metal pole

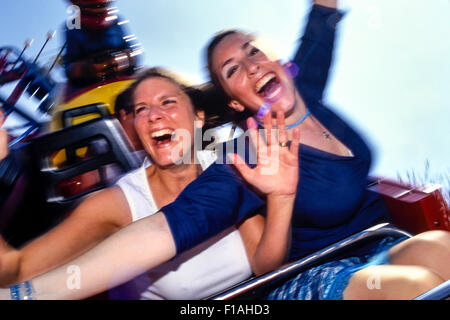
[47,42,66,75]
[33,31,56,64]
[11,39,33,70]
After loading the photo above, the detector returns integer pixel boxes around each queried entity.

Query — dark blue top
[287,6,391,259]
[163,5,390,257]
[162,163,264,254]
[288,101,390,260]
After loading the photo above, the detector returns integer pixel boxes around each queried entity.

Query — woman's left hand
[230,111,300,197]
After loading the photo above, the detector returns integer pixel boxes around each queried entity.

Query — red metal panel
[368,179,450,234]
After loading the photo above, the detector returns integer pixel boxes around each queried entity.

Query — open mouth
[151,129,175,146]
[255,73,282,102]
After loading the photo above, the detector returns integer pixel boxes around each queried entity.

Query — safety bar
[209,223,412,300]
[414,280,450,300]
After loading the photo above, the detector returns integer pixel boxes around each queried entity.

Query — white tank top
[114,156,252,300]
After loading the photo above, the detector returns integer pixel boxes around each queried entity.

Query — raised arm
[314,0,337,8]
[294,0,343,102]
[0,186,132,287]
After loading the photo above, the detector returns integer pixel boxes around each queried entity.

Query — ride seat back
[23,117,141,206]
[59,103,112,163]
[61,102,111,128]
[2,117,141,246]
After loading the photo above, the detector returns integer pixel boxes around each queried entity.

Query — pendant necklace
[310,115,332,140]
[322,130,331,140]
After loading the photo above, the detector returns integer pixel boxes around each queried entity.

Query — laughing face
[133,77,204,167]
[211,32,297,116]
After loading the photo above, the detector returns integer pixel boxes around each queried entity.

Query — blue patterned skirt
[266,236,408,300]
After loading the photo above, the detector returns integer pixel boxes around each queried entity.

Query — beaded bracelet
[10,281,35,300]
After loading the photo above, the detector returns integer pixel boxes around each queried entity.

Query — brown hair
[114,85,135,115]
[127,67,203,111]
[204,30,253,126]
[126,67,225,132]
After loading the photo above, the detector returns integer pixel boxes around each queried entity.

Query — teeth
[255,73,276,93]
[151,129,174,139]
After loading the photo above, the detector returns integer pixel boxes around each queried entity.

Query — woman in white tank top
[0,67,299,300]
[114,157,252,299]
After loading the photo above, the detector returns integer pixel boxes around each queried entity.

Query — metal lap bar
[413,280,450,300]
[209,223,412,300]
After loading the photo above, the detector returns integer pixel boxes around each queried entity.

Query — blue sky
[0,0,449,181]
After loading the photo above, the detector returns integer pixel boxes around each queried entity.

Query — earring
[283,61,299,79]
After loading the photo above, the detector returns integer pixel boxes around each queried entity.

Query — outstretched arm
[0,187,132,287]
[294,0,343,102]
[0,212,175,300]
[0,163,264,299]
